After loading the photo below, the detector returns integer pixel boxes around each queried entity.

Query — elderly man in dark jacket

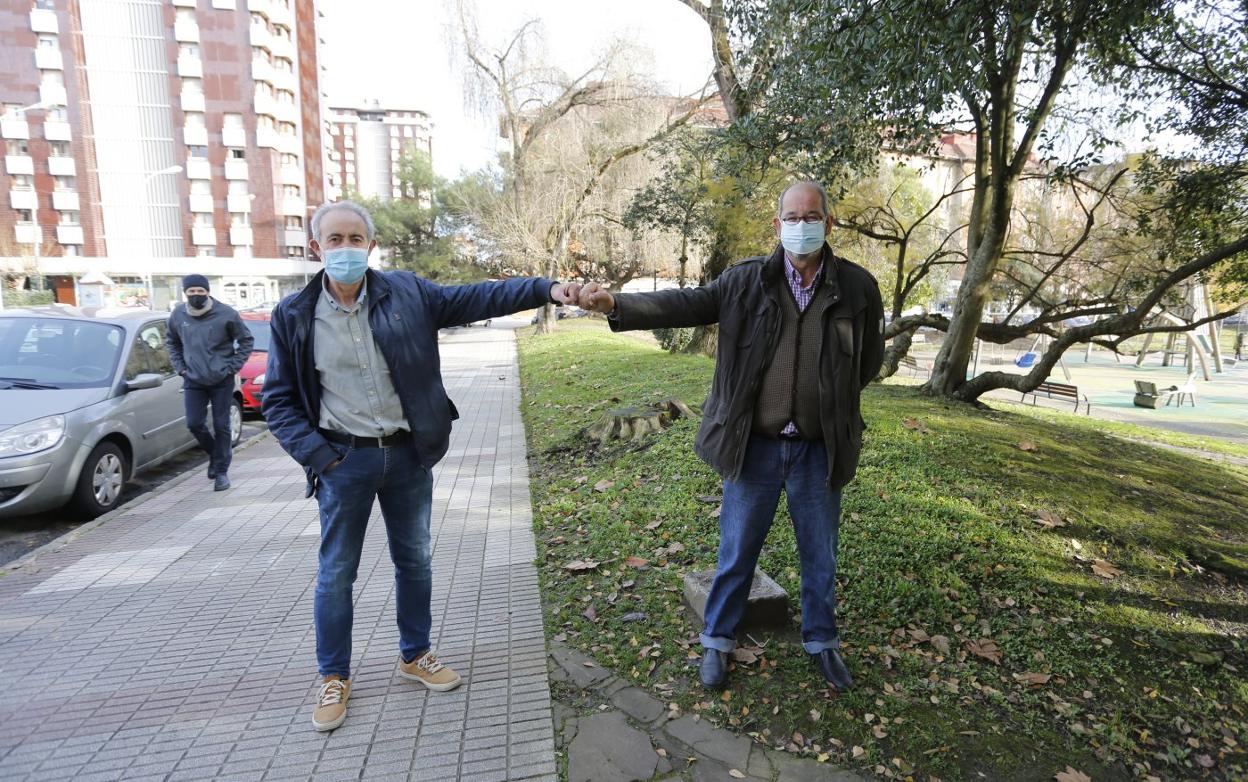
[166,274,253,491]
[263,200,583,731]
[577,181,885,691]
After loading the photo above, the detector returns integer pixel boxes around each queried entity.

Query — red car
[239,311,271,413]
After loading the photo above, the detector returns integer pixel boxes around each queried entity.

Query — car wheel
[230,397,244,447]
[71,441,128,519]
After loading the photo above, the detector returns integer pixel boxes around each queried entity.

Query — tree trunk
[682,324,718,356]
[878,328,914,380]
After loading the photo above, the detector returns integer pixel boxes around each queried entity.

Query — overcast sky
[317,0,715,178]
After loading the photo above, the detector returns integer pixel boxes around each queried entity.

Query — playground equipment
[1133,284,1225,381]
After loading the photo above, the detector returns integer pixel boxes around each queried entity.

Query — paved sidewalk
[0,327,555,782]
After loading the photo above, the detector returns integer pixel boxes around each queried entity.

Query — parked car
[529,306,588,324]
[0,306,242,520]
[239,311,271,414]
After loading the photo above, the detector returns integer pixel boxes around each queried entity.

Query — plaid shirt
[781,257,824,436]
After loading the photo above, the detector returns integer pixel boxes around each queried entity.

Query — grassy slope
[517,319,1247,781]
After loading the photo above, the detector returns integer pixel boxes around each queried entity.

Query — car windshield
[243,320,271,352]
[0,317,124,389]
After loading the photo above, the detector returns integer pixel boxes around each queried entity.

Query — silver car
[0,306,243,519]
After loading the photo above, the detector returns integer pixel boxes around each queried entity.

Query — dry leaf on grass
[645,519,662,530]
[966,638,1002,664]
[852,746,866,759]
[1014,671,1052,686]
[1034,509,1067,528]
[903,418,933,434]
[731,646,763,665]
[929,635,951,655]
[593,479,615,492]
[624,556,650,569]
[563,559,600,572]
[1091,559,1123,579]
[1018,440,1039,452]
[1054,766,1092,782]
[582,605,597,622]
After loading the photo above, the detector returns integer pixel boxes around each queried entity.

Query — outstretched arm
[578,280,722,331]
[431,277,582,328]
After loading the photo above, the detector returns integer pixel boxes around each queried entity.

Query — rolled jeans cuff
[802,638,841,653]
[700,634,735,653]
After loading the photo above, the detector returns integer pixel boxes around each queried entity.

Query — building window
[186,112,206,128]
[284,215,303,229]
[37,34,57,49]
[188,145,209,158]
[53,175,74,190]
[48,141,70,157]
[47,106,67,121]
[230,212,250,226]
[285,246,304,258]
[281,153,298,167]
[59,211,80,226]
[16,209,33,224]
[282,184,300,198]
[228,179,248,194]
[190,179,211,194]
[229,148,246,159]
[193,213,213,226]
[6,139,30,155]
[176,8,196,24]
[180,43,200,58]
[224,113,244,129]
[64,244,81,256]
[197,247,216,257]
[11,174,34,190]
[183,77,203,94]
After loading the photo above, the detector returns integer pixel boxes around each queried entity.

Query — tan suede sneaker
[312,676,350,731]
[398,650,462,692]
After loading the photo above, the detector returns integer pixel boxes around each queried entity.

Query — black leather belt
[319,428,410,448]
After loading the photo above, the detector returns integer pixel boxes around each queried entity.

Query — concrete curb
[2,429,272,576]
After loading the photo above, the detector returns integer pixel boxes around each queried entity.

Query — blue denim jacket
[262,269,555,492]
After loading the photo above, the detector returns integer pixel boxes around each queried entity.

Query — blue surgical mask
[324,247,369,284]
[779,220,826,256]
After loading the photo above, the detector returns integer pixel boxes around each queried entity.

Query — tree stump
[583,397,699,444]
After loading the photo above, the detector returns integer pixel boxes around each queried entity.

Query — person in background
[166,274,254,491]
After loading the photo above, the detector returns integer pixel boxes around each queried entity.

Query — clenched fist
[549,282,584,305]
[577,282,615,314]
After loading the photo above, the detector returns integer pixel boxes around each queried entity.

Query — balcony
[248,24,270,49]
[39,83,68,106]
[35,48,63,70]
[47,155,75,176]
[269,35,295,61]
[253,92,277,117]
[174,19,200,43]
[30,9,58,34]
[211,0,236,8]
[284,228,307,247]
[251,58,274,84]
[224,159,248,180]
[255,127,278,148]
[279,197,305,216]
[56,225,83,245]
[177,55,203,78]
[0,118,29,140]
[51,190,78,211]
[9,189,37,210]
[183,125,208,146]
[42,120,71,141]
[192,225,216,245]
[5,155,34,175]
[180,91,205,112]
[274,100,299,124]
[189,193,214,213]
[278,134,302,157]
[279,164,302,186]
[222,126,246,148]
[186,158,211,179]
[14,224,40,245]
[227,193,252,212]
[172,0,196,6]
[229,226,253,246]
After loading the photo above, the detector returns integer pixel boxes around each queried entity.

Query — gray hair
[310,200,376,243]
[777,181,829,217]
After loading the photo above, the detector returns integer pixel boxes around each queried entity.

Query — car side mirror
[125,373,163,392]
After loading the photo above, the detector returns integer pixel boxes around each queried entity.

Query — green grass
[517,319,1248,781]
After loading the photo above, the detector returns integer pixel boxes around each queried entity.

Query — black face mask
[188,294,209,309]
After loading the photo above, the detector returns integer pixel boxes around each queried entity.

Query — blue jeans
[314,441,433,678]
[184,378,234,474]
[700,435,843,655]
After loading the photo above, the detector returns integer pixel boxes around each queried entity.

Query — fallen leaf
[1054,767,1092,782]
[731,646,763,665]
[1018,440,1039,452]
[809,709,822,722]
[655,747,667,758]
[710,505,722,518]
[1014,672,1052,686]
[966,638,1002,664]
[582,661,597,668]
[1091,559,1123,579]
[645,519,662,530]
[563,559,601,572]
[728,770,746,779]
[593,479,615,492]
[1196,754,1215,768]
[793,731,805,745]
[624,556,650,569]
[903,418,932,433]
[873,725,888,739]
[1034,509,1067,529]
[930,635,951,655]
[582,605,597,622]
[852,746,866,759]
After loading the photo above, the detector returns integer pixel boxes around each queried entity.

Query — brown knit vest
[752,277,829,438]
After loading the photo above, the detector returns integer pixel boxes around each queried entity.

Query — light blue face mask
[779,220,826,256]
[324,247,368,284]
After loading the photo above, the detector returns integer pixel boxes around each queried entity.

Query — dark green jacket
[609,244,885,489]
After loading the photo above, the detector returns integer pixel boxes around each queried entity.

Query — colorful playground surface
[901,344,1248,443]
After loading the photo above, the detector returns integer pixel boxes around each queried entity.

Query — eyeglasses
[780,216,826,225]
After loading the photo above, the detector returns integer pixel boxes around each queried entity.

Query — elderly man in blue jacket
[263,200,583,732]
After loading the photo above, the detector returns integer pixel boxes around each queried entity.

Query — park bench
[899,354,932,377]
[1020,381,1090,414]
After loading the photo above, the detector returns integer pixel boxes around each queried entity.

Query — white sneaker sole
[398,668,463,692]
[312,709,347,732]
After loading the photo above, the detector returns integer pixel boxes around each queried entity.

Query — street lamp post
[0,101,53,312]
[142,164,183,308]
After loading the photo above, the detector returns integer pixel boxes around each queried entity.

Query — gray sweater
[166,299,254,388]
